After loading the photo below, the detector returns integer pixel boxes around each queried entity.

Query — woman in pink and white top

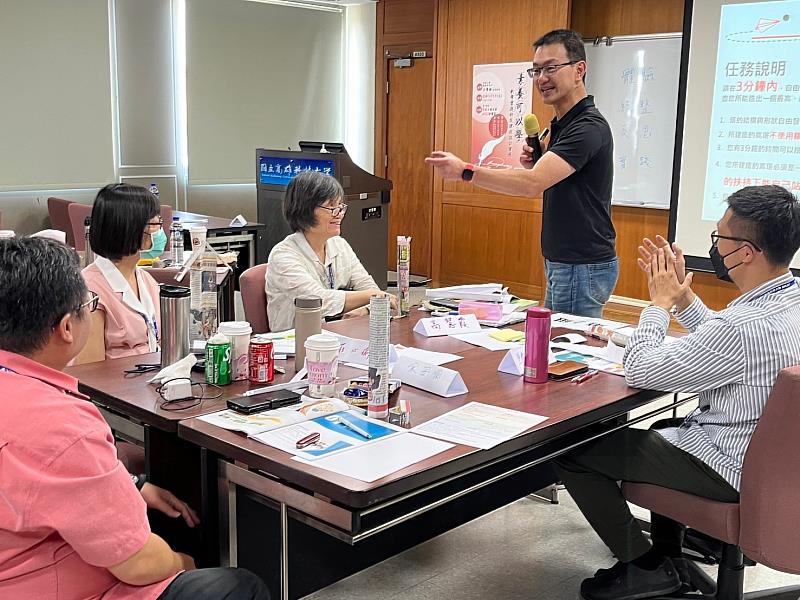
[78,184,163,363]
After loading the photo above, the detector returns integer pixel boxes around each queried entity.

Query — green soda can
[205,335,231,385]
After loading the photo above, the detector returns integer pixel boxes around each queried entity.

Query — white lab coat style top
[265,232,377,332]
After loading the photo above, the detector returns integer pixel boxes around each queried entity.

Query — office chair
[48,196,76,247]
[623,366,800,599]
[240,263,269,334]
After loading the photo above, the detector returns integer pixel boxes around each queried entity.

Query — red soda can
[249,339,274,383]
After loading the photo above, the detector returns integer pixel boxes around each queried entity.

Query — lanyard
[144,314,159,344]
[325,263,335,290]
[749,278,797,303]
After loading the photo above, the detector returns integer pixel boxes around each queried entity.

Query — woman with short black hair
[77,183,164,362]
[266,171,395,331]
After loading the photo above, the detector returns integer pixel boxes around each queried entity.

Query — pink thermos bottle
[524,307,552,383]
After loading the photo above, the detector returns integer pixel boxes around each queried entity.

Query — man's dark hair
[89,183,159,261]
[533,29,587,63]
[726,185,800,266]
[0,237,88,354]
[283,171,344,233]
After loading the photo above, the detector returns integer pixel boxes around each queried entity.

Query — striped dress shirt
[623,272,800,490]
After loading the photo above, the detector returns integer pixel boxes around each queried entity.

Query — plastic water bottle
[83,216,95,267]
[170,216,183,265]
[149,182,160,199]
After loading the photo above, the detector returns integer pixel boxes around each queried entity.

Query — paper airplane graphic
[755,17,781,32]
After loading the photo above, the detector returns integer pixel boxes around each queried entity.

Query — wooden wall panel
[383,0,435,45]
[571,0,685,38]
[438,198,543,299]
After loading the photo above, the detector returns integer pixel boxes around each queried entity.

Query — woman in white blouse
[266,171,395,331]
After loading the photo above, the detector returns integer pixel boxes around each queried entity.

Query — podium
[256,142,392,289]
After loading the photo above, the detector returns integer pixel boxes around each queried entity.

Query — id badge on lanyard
[326,263,335,290]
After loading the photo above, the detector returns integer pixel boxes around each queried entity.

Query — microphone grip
[526,136,543,163]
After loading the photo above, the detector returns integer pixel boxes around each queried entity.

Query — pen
[538,128,550,141]
[295,432,321,449]
[333,415,372,439]
[572,369,599,384]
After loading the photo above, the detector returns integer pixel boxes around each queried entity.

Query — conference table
[67,311,689,599]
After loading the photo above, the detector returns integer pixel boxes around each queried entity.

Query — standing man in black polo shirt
[426,29,617,318]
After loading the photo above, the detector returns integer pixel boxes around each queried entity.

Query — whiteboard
[584,34,682,209]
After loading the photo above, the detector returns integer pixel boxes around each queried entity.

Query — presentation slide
[673,0,800,268]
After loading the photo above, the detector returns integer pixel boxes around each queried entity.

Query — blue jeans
[544,258,619,318]
[158,568,270,600]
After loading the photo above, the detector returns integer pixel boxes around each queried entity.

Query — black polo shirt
[541,95,616,264]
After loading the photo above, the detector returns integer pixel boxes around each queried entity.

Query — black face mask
[709,243,744,282]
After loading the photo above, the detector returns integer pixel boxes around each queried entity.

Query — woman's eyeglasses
[317,204,348,218]
[145,219,164,231]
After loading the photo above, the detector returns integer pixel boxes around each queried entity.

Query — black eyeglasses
[52,292,99,328]
[77,292,100,314]
[317,203,348,218]
[145,219,164,230]
[710,230,761,252]
[527,61,578,78]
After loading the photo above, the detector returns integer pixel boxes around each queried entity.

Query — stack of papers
[426,283,511,303]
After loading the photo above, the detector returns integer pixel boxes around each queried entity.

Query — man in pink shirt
[0,237,269,600]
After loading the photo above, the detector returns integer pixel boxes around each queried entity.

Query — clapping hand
[647,247,694,311]
[638,235,687,283]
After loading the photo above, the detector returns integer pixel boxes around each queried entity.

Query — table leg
[280,503,289,600]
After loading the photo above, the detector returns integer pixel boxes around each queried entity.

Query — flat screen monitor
[258,156,336,187]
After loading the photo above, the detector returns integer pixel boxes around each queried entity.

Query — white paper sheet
[451,331,520,351]
[411,402,548,449]
[293,433,454,482]
[395,346,463,365]
[551,333,588,344]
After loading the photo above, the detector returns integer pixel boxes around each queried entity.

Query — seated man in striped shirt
[554,185,800,600]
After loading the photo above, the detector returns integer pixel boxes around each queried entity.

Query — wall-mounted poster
[471,62,533,169]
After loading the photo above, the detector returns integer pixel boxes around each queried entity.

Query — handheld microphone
[523,113,544,164]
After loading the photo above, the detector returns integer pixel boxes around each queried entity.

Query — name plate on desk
[334,335,398,367]
[498,346,526,376]
[498,347,558,376]
[393,356,468,397]
[413,313,481,337]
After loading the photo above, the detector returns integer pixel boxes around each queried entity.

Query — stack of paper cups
[396,236,411,317]
[368,294,391,418]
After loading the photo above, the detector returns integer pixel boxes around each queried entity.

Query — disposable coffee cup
[304,334,341,398]
[189,225,207,255]
[218,321,252,381]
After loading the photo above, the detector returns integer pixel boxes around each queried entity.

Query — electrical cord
[154,377,223,411]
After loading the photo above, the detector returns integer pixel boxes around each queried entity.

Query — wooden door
[386,56,434,276]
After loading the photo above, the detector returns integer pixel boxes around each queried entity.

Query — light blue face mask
[140,227,168,259]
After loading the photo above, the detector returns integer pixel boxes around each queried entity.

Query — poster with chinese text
[471,62,533,169]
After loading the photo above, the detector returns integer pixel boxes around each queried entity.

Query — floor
[301,397,800,600]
